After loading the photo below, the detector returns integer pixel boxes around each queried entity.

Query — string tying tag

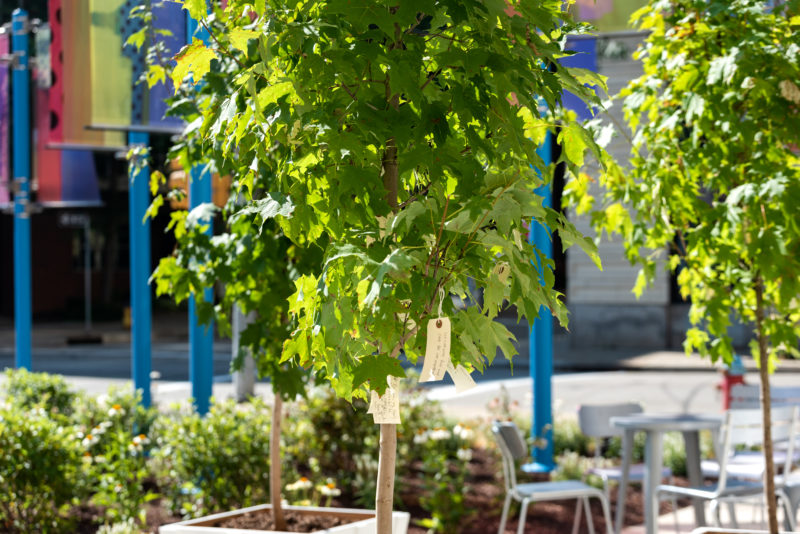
[436,287,445,327]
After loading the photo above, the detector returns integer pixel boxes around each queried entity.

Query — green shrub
[72,385,157,438]
[152,398,273,517]
[0,404,83,533]
[414,424,475,533]
[3,368,78,418]
[284,386,381,507]
[552,415,591,457]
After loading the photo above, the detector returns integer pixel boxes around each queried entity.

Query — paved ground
[3,316,799,418]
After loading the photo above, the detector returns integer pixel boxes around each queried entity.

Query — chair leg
[726,501,738,529]
[710,499,722,527]
[498,494,513,534]
[584,497,596,534]
[598,494,614,534]
[517,498,531,534]
[572,498,583,534]
[778,489,797,532]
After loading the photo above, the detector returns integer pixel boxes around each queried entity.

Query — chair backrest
[730,384,800,409]
[577,402,643,439]
[578,402,643,463]
[492,421,528,492]
[716,405,799,493]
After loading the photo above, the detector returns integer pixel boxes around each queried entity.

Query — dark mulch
[71,447,688,534]
[216,510,352,532]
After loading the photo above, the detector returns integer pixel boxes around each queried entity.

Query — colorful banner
[575,0,648,33]
[561,38,598,122]
[149,0,186,127]
[62,0,121,146]
[89,0,134,127]
[33,22,62,203]
[0,32,9,204]
[47,0,101,204]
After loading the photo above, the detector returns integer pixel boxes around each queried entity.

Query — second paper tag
[420,317,451,382]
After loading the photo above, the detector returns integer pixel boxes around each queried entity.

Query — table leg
[683,430,706,526]
[615,429,634,534]
[644,430,664,534]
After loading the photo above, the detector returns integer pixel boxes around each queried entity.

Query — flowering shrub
[284,476,342,507]
[0,404,83,533]
[3,367,79,418]
[151,398,274,517]
[72,385,157,438]
[414,423,475,534]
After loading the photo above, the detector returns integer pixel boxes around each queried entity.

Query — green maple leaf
[171,40,217,89]
[352,355,406,395]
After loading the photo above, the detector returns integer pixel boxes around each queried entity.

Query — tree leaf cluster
[161,0,608,400]
[571,0,800,367]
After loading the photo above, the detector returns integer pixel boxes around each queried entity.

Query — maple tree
[569,1,800,532]
[158,0,609,530]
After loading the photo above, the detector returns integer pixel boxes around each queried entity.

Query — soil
[216,510,352,531]
[73,447,689,534]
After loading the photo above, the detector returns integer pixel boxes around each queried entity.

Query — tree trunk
[376,141,399,533]
[376,423,397,534]
[755,277,778,534]
[271,393,286,531]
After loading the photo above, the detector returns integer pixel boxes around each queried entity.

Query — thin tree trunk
[376,140,399,533]
[755,276,778,534]
[376,423,397,534]
[271,393,286,531]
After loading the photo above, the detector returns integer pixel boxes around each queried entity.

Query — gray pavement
[2,316,800,418]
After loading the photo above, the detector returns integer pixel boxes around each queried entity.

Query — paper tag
[371,376,401,424]
[420,317,451,382]
[447,361,477,393]
[512,229,524,250]
[493,262,511,284]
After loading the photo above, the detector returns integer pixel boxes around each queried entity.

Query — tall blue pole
[526,132,555,473]
[12,9,32,370]
[187,9,214,415]
[128,132,152,407]
[188,165,213,415]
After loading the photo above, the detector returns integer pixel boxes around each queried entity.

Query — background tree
[569,1,800,532]
[167,0,608,530]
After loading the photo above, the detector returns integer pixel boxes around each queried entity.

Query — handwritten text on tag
[371,376,401,424]
[420,317,451,382]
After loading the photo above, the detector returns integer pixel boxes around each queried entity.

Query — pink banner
[34,23,62,203]
[0,33,9,205]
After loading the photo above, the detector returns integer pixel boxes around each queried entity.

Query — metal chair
[656,405,799,530]
[493,421,613,534]
[577,403,674,504]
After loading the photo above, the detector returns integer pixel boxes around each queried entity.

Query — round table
[611,413,723,534]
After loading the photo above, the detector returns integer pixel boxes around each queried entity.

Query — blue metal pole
[128,132,152,407]
[12,9,32,370]
[186,7,214,415]
[188,165,213,415]
[526,132,555,473]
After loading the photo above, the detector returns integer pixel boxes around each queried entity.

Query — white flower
[430,428,451,441]
[82,433,99,447]
[107,403,125,417]
[455,424,474,441]
[319,481,341,497]
[96,394,109,408]
[133,434,150,446]
[457,447,473,462]
[286,477,313,491]
[413,430,429,444]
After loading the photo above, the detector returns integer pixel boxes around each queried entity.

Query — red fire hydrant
[718,354,746,410]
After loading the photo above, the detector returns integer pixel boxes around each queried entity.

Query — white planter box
[159,504,410,534]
